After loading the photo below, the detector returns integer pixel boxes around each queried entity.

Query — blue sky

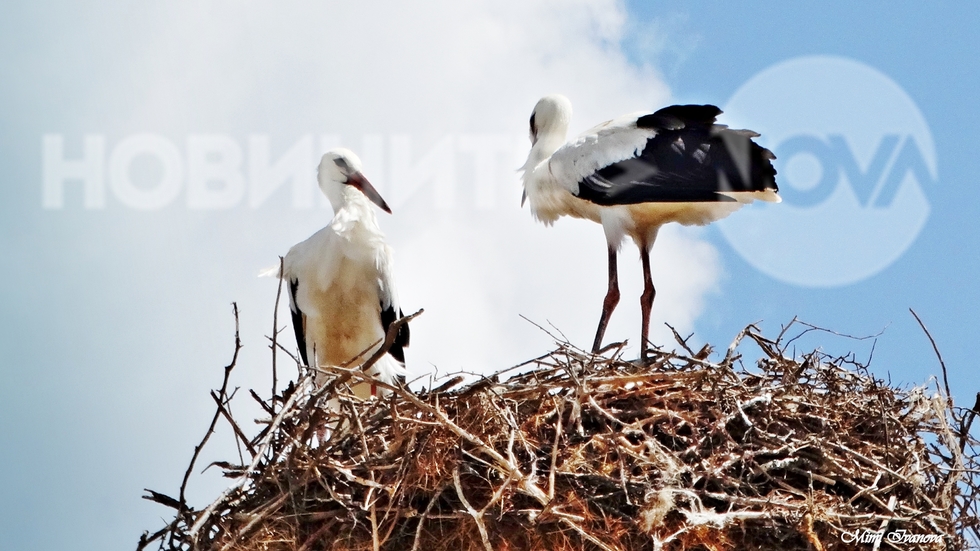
[623,1,980,391]
[1,2,977,550]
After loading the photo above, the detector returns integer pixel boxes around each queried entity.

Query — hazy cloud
[0,2,723,549]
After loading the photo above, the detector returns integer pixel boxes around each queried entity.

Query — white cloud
[4,3,727,547]
[76,0,721,375]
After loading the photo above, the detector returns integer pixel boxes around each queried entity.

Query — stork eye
[333,157,351,173]
[529,113,537,134]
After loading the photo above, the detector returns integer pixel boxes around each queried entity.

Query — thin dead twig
[175,302,241,514]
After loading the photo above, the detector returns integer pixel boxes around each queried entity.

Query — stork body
[281,149,408,397]
[521,95,779,360]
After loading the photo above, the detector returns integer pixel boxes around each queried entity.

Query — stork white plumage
[279,148,409,398]
[521,94,780,361]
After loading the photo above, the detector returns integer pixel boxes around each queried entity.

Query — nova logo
[718,56,937,287]
[776,134,935,209]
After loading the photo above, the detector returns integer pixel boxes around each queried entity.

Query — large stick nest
[140,311,979,551]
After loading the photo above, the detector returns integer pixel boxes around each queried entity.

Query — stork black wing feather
[288,278,309,367]
[380,303,410,365]
[575,104,777,206]
[636,104,722,130]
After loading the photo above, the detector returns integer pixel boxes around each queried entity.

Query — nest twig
[139,313,979,551]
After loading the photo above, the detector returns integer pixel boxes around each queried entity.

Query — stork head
[318,148,392,214]
[529,94,572,147]
[522,95,573,206]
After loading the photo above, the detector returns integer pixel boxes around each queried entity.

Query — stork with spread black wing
[521,94,779,360]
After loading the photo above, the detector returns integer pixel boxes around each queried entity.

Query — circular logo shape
[718,56,937,287]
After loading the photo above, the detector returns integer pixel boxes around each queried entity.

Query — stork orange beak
[347,172,392,214]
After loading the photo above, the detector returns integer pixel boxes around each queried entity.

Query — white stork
[280,148,409,398]
[521,94,780,360]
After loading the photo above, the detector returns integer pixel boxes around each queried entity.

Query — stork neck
[341,187,382,219]
[524,134,565,173]
[317,181,345,214]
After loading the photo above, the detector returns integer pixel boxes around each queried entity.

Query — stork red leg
[592,246,620,353]
[639,244,656,362]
